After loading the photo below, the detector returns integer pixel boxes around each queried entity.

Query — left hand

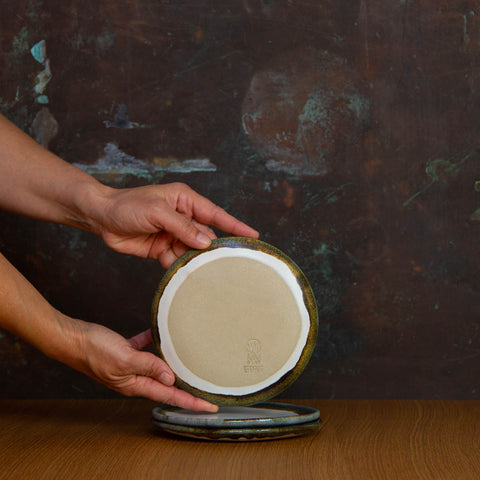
[97,182,258,268]
[75,319,218,411]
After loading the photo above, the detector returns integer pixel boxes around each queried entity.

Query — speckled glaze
[152,418,322,442]
[151,237,319,406]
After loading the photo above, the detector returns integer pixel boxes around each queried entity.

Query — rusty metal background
[1,0,480,399]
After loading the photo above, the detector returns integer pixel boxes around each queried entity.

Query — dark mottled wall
[1,0,480,399]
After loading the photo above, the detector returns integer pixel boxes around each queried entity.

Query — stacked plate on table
[152,402,321,441]
[150,237,321,441]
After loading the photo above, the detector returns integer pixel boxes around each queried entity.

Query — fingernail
[160,372,174,386]
[196,232,211,248]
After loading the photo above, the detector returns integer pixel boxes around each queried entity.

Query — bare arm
[0,114,105,233]
[0,113,258,407]
[0,113,260,408]
[0,252,217,411]
[0,113,259,268]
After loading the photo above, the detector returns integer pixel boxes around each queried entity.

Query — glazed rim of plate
[152,402,320,428]
[152,237,318,403]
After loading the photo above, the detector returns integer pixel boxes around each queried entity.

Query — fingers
[151,202,213,250]
[191,219,216,241]
[130,376,218,412]
[158,248,180,269]
[210,207,259,238]
[128,337,177,388]
[124,349,218,412]
[165,183,259,241]
[131,350,175,386]
[171,220,215,257]
[188,191,259,239]
[128,329,153,350]
[160,222,216,267]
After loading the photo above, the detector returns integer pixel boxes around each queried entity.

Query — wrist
[65,176,114,236]
[46,310,89,373]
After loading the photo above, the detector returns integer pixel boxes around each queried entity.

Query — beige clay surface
[167,257,302,388]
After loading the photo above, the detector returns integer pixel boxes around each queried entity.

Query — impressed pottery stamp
[244,339,264,373]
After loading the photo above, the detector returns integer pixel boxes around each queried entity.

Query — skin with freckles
[0,114,258,411]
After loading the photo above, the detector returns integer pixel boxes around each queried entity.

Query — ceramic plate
[152,402,320,428]
[151,237,318,406]
[152,418,322,442]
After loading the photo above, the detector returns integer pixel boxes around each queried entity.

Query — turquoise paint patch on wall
[36,95,49,104]
[30,40,47,64]
[298,91,333,134]
[347,91,371,120]
[73,143,217,182]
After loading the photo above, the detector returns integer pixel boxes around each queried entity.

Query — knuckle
[171,181,190,192]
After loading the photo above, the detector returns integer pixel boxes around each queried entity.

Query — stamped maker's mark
[244,339,264,373]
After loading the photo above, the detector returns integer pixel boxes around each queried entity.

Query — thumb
[152,203,212,249]
[131,350,175,386]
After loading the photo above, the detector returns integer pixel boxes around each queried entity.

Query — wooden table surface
[1,399,479,479]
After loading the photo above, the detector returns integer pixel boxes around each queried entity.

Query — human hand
[95,182,258,268]
[74,319,218,411]
[0,115,257,263]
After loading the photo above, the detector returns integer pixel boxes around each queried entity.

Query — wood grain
[0,399,479,479]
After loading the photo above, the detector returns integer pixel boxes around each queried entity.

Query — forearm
[0,252,218,410]
[0,114,258,267]
[0,252,84,371]
[0,114,110,234]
